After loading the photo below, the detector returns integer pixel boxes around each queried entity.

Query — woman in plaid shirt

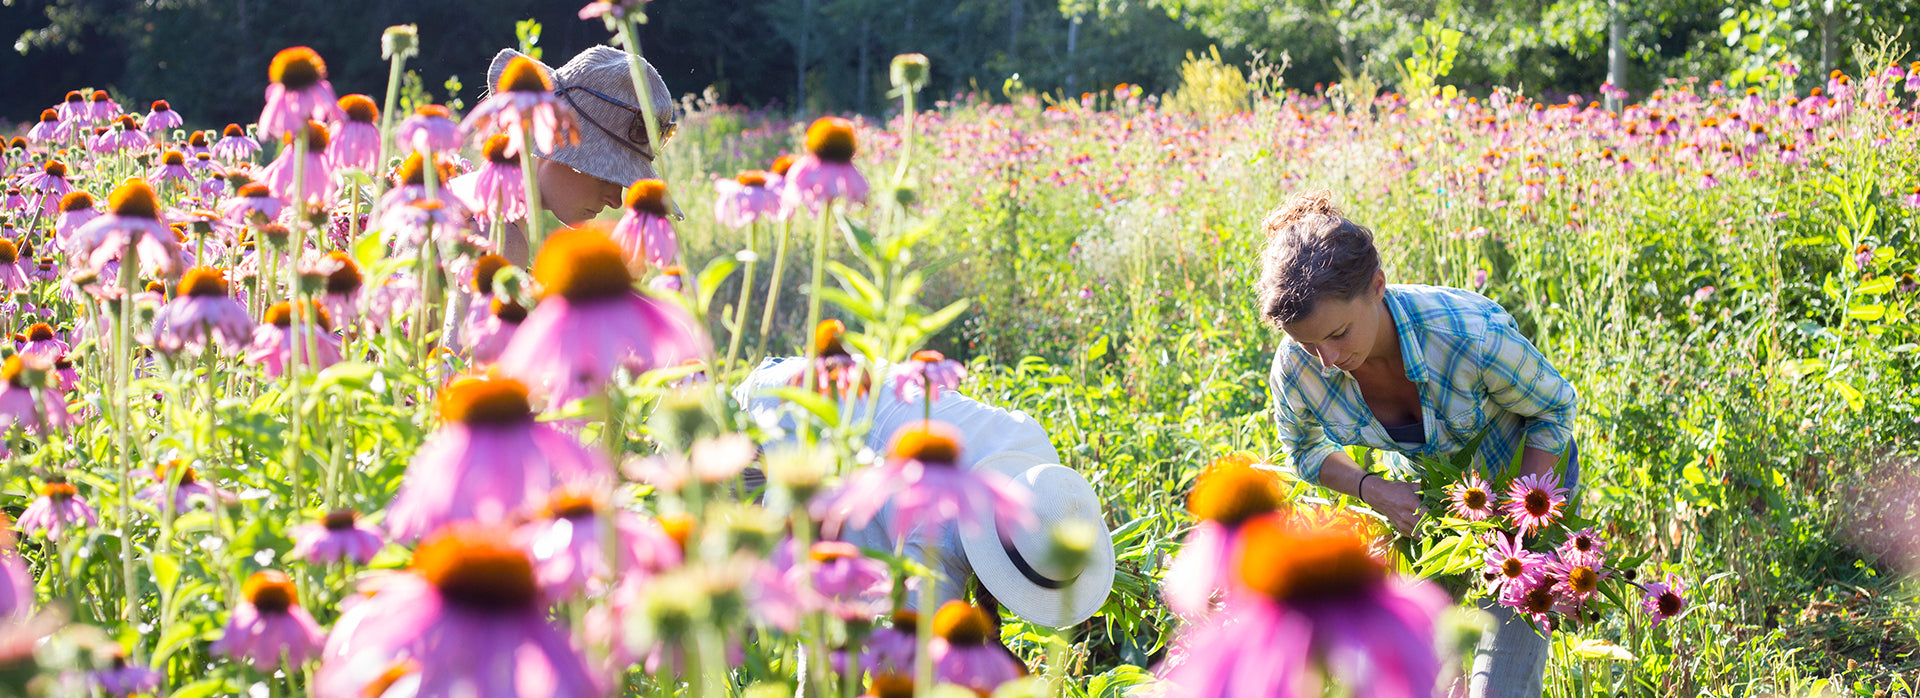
[1256,190,1578,697]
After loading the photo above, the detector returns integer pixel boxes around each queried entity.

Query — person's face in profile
[535,158,626,226]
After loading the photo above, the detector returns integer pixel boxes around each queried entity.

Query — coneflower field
[0,2,1917,697]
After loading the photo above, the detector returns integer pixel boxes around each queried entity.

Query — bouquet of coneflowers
[1399,448,1690,635]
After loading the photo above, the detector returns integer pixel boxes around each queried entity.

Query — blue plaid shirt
[1269,284,1577,484]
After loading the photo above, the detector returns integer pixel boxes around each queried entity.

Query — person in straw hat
[732,356,1117,632]
[454,45,675,264]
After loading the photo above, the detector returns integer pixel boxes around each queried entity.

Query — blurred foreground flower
[463,55,581,157]
[784,116,869,213]
[212,571,325,670]
[815,420,1031,539]
[1163,453,1283,618]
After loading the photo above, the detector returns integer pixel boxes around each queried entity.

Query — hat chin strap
[998,525,1080,590]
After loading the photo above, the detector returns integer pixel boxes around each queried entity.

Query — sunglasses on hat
[555,84,677,163]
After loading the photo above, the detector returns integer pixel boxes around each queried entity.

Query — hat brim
[959,454,1116,628]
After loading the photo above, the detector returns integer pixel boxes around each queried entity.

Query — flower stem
[722,223,759,373]
[379,52,409,196]
[912,546,938,698]
[115,234,139,630]
[802,208,832,377]
[517,130,544,257]
[614,19,666,178]
[756,218,794,357]
[284,134,309,514]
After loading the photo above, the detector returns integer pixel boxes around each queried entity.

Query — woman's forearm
[1517,446,1562,479]
[1316,450,1368,499]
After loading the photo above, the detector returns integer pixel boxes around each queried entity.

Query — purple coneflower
[461,55,581,158]
[18,160,75,216]
[1163,452,1283,618]
[889,349,966,404]
[51,355,77,392]
[85,90,121,122]
[54,91,87,122]
[317,524,601,697]
[929,601,1024,693]
[246,301,343,378]
[291,509,385,565]
[713,170,785,228]
[519,489,682,599]
[53,192,98,246]
[468,297,525,365]
[1447,472,1498,521]
[0,355,71,434]
[27,109,69,143]
[310,251,364,328]
[15,323,65,360]
[143,100,182,133]
[790,319,867,398]
[1504,574,1560,628]
[328,95,382,173]
[89,115,150,154]
[452,134,529,224]
[384,376,611,541]
[1548,550,1607,609]
[212,570,326,670]
[784,116,870,214]
[211,123,261,162]
[815,420,1032,540]
[17,481,98,538]
[0,538,29,620]
[495,225,707,404]
[260,47,343,138]
[134,459,234,510]
[0,240,27,291]
[258,120,334,205]
[1483,529,1547,594]
[380,198,475,257]
[1159,515,1447,698]
[1501,472,1569,535]
[221,183,287,228]
[1558,527,1607,560]
[794,541,891,621]
[862,612,917,676]
[622,432,756,494]
[183,130,213,157]
[610,179,679,271]
[150,267,252,354]
[69,178,186,277]
[87,648,162,696]
[1641,573,1687,626]
[395,105,462,156]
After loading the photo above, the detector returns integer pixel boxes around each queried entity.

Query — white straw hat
[960,452,1116,628]
[484,46,674,187]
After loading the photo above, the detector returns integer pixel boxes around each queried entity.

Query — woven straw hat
[485,46,674,187]
[959,453,1116,628]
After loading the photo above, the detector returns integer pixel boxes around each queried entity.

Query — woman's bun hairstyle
[1254,190,1381,327]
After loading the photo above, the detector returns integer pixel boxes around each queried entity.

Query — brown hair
[1254,190,1381,326]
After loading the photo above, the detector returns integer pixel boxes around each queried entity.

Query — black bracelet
[1357,472,1377,502]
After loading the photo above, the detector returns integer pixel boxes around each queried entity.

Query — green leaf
[913,299,971,335]
[1856,276,1896,295]
[1086,334,1110,363]
[696,255,739,312]
[764,387,842,427]
[169,678,236,698]
[1846,303,1884,321]
[352,229,387,270]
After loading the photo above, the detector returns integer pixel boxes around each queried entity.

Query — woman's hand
[1361,478,1426,536]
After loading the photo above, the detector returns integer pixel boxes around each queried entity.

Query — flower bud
[890,53,930,92]
[382,25,420,61]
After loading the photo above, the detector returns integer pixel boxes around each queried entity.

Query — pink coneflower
[1502,472,1569,534]
[55,191,99,243]
[610,179,679,271]
[1447,472,1498,521]
[1483,529,1547,594]
[384,376,611,541]
[259,47,344,138]
[258,121,335,205]
[578,0,647,20]
[495,225,708,404]
[1548,550,1607,609]
[27,109,70,143]
[0,240,27,292]
[451,134,528,223]
[794,541,891,621]
[221,183,286,227]
[89,115,150,154]
[362,274,421,331]
[468,297,525,365]
[87,648,162,696]
[211,123,262,162]
[136,459,234,510]
[17,481,98,538]
[183,130,213,158]
[291,510,385,565]
[51,355,77,392]
[862,612,918,676]
[889,349,966,404]
[0,541,29,620]
[143,100,183,133]
[784,117,870,214]
[18,160,75,216]
[150,267,253,354]
[395,105,462,156]
[1558,527,1607,560]
[929,601,1024,693]
[0,355,71,434]
[1159,515,1448,697]
[309,251,364,328]
[1505,575,1560,627]
[460,56,581,158]
[646,265,685,293]
[212,570,326,670]
[790,320,867,398]
[246,301,343,378]
[15,323,66,360]
[30,258,58,285]
[69,178,186,276]
[327,95,382,173]
[814,421,1032,540]
[379,198,475,257]
[375,151,455,214]
[1641,573,1688,626]
[148,150,196,190]
[1,189,23,214]
[713,170,785,228]
[622,432,756,494]
[519,489,681,599]
[316,524,601,697]
[54,90,87,122]
[1163,453,1284,618]
[84,90,121,122]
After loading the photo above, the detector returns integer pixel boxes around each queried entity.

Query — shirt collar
[1385,286,1430,384]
